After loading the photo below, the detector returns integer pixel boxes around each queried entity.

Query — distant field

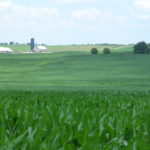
[0,51,149,91]
[0,45,30,52]
[0,44,133,53]
[46,45,133,53]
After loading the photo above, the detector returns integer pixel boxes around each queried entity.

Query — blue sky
[0,0,150,45]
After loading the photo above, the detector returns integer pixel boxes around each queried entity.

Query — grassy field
[46,45,133,53]
[0,50,150,149]
[0,44,133,53]
[0,51,149,91]
[0,45,30,52]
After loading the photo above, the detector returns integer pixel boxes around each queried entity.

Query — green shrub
[133,41,148,54]
[91,48,98,54]
[103,48,111,54]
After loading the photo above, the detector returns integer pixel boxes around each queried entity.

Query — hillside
[0,51,149,91]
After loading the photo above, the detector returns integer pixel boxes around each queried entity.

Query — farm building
[33,46,48,52]
[0,47,13,53]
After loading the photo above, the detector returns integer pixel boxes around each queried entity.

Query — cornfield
[0,91,149,150]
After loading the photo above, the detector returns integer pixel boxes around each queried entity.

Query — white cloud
[0,0,149,44]
[71,8,110,21]
[137,15,150,20]
[116,16,127,22]
[134,0,150,9]
[59,20,77,27]
[0,0,11,10]
[58,0,101,3]
[0,0,60,27]
[132,0,150,21]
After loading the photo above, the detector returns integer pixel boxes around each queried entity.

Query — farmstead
[33,46,48,52]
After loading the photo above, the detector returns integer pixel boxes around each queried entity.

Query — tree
[133,41,148,54]
[103,48,111,54]
[146,44,150,53]
[91,48,98,54]
[10,41,14,45]
[147,48,150,53]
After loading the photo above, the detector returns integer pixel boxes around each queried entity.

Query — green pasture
[46,45,133,53]
[0,51,149,91]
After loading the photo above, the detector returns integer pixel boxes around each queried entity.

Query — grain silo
[31,38,35,51]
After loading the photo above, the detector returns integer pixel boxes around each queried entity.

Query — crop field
[0,50,150,149]
[0,91,150,150]
[0,51,149,91]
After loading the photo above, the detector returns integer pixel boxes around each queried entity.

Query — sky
[0,0,150,45]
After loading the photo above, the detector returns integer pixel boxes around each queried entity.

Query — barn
[33,46,48,53]
[0,47,13,53]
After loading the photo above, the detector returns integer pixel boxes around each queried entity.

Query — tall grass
[0,91,149,150]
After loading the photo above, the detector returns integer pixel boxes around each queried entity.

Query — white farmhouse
[0,47,13,53]
[33,46,48,53]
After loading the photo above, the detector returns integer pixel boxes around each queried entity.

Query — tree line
[0,42,47,46]
[91,41,150,55]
